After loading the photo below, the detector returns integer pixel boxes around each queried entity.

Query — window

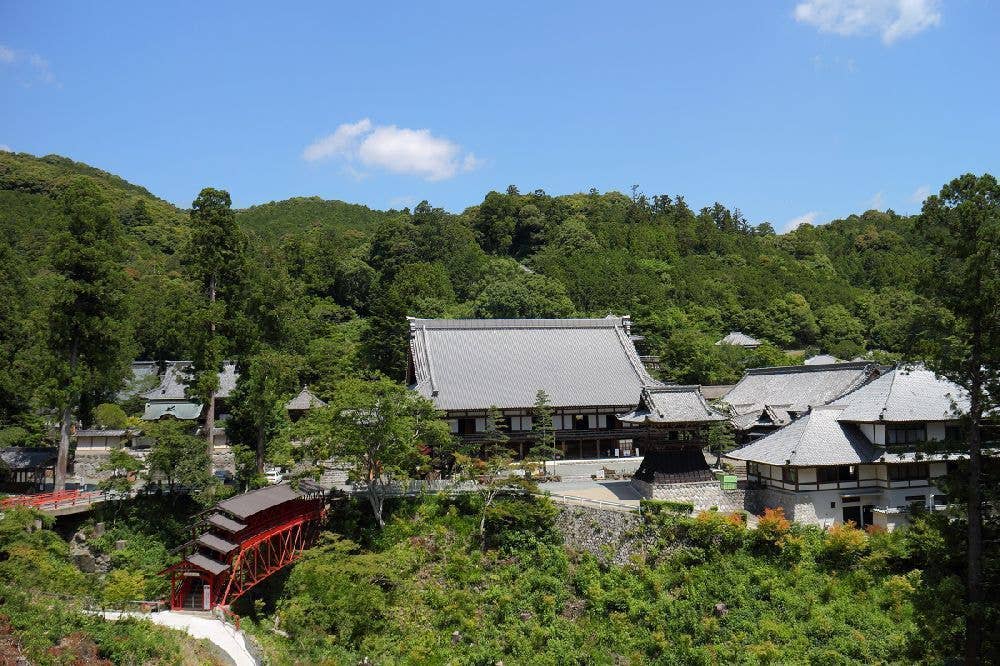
[888,463,929,481]
[509,416,532,431]
[887,425,926,445]
[781,467,798,484]
[747,462,760,476]
[904,495,926,502]
[457,418,477,435]
[817,465,859,483]
[573,414,588,431]
[945,425,964,443]
[842,496,860,504]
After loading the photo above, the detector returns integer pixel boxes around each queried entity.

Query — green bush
[640,498,694,516]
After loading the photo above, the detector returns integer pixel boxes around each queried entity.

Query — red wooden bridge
[161,481,330,611]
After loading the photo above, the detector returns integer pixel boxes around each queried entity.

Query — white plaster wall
[798,467,817,484]
[929,462,947,478]
[859,465,877,481]
[873,423,886,445]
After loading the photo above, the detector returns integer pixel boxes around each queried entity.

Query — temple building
[720,362,883,443]
[619,386,727,483]
[726,365,973,530]
[406,316,722,462]
[141,361,238,447]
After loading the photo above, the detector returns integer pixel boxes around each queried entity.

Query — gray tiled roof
[143,361,238,400]
[726,405,877,466]
[75,429,128,437]
[834,365,968,423]
[619,386,726,424]
[196,532,238,555]
[215,483,302,521]
[700,384,736,401]
[804,354,841,365]
[0,447,57,470]
[206,512,246,533]
[408,317,661,410]
[715,331,761,347]
[285,387,326,411]
[185,552,229,575]
[722,362,878,419]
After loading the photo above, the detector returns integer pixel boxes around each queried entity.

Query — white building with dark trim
[727,365,969,529]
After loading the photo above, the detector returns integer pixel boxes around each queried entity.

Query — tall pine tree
[40,179,133,489]
[918,173,1000,663]
[184,188,245,460]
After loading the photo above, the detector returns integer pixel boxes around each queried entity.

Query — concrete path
[101,610,257,666]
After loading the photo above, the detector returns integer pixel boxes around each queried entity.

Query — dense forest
[1,151,998,663]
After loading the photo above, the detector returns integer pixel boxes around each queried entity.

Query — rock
[451,630,461,644]
[93,522,105,536]
[519,611,533,621]
[713,602,728,617]
[74,553,97,573]
[115,540,127,550]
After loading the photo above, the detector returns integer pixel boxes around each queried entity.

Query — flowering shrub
[820,521,869,566]
[756,507,791,543]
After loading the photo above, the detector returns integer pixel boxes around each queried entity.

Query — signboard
[203,583,211,610]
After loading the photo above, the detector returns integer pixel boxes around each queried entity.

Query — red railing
[0,489,105,511]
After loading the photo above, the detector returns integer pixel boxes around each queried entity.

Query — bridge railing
[0,489,109,511]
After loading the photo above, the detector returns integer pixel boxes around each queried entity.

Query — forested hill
[0,151,942,408]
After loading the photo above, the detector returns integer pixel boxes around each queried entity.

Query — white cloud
[794,0,941,44]
[910,184,932,204]
[784,211,821,232]
[868,191,885,209]
[302,119,481,181]
[0,43,58,85]
[0,145,11,152]
[301,118,372,162]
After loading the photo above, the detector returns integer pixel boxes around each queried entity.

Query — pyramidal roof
[286,387,327,411]
[726,405,877,466]
[715,331,761,347]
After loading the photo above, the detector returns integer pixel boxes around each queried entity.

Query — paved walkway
[101,610,257,666]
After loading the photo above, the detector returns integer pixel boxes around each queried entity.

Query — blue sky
[2,1,997,230]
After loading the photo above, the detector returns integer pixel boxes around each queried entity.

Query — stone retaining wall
[630,479,748,513]
[554,505,654,566]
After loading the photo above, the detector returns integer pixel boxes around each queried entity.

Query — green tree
[917,173,1000,663]
[183,188,245,459]
[706,422,736,467]
[97,448,143,495]
[38,179,134,489]
[472,264,574,319]
[145,419,212,495]
[294,377,451,527]
[817,304,866,359]
[92,403,129,429]
[227,349,301,475]
[529,390,559,475]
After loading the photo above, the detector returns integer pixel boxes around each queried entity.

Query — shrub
[687,510,745,552]
[820,521,869,567]
[756,507,791,545]
[640,499,694,516]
